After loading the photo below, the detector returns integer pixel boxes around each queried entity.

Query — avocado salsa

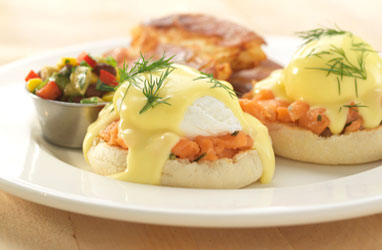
[25,52,118,104]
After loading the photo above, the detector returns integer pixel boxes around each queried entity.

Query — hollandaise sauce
[255,30,382,134]
[83,64,275,185]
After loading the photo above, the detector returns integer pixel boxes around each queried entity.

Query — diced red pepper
[77,52,97,68]
[77,52,87,62]
[84,55,97,68]
[36,81,62,100]
[100,69,118,86]
[25,70,40,82]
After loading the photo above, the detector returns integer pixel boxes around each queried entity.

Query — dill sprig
[117,61,138,112]
[118,61,134,84]
[231,131,239,136]
[339,103,368,112]
[169,153,177,160]
[296,27,347,46]
[193,72,237,98]
[116,53,174,89]
[306,41,372,97]
[192,153,206,162]
[351,41,378,53]
[116,53,174,112]
[139,66,174,114]
[299,27,377,98]
[135,53,174,74]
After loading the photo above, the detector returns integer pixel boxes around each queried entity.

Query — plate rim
[1,36,382,228]
[1,175,381,227]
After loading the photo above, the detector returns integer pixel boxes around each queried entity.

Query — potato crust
[131,14,266,73]
[104,14,267,81]
[144,14,265,47]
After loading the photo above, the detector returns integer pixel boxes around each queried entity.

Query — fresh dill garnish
[192,153,206,162]
[317,114,322,122]
[231,131,239,136]
[139,66,174,114]
[336,77,341,95]
[193,72,237,98]
[117,61,136,111]
[135,52,174,75]
[339,103,368,112]
[300,27,378,98]
[343,103,368,111]
[296,26,347,46]
[118,61,133,85]
[116,53,174,112]
[306,41,373,97]
[307,50,331,59]
[351,41,378,53]
[105,102,114,113]
[116,53,174,89]
[169,153,177,160]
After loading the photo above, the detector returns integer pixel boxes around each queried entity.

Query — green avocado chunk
[65,66,91,96]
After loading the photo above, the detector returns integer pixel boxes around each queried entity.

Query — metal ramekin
[28,90,105,148]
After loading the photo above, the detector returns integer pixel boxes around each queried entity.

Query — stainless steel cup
[28,90,105,148]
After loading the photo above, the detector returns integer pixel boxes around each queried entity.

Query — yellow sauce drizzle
[255,33,382,134]
[83,64,275,185]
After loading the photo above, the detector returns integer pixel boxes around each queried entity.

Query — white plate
[0,37,381,228]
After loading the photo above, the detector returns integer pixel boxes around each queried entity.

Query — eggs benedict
[240,28,382,164]
[83,56,275,188]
